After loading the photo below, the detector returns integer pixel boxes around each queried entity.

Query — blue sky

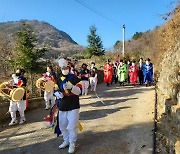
[0,0,177,49]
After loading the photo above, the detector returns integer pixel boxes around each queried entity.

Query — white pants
[82,80,89,95]
[59,109,79,144]
[9,100,26,121]
[89,77,97,91]
[44,91,55,108]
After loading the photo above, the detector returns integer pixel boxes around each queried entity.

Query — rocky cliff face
[155,5,180,154]
[156,41,180,154]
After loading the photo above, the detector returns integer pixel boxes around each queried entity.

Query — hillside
[154,4,180,153]
[154,4,180,154]
[0,20,85,58]
[113,28,159,62]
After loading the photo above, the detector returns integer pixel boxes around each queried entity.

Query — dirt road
[0,83,155,154]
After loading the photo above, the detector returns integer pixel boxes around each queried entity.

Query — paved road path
[0,84,155,154]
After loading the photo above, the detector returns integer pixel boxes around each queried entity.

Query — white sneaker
[59,141,69,149]
[9,120,18,126]
[45,106,50,110]
[68,143,75,153]
[19,118,26,124]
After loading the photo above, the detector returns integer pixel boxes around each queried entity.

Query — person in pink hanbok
[128,60,138,86]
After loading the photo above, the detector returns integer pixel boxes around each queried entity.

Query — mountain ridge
[0,20,85,58]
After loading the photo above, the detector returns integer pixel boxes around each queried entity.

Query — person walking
[43,66,56,110]
[89,62,98,91]
[143,58,154,87]
[138,58,144,85]
[9,68,27,125]
[117,60,127,85]
[128,60,138,86]
[54,58,82,153]
[103,59,112,86]
[79,63,90,95]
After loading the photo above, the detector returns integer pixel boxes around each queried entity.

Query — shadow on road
[0,83,154,154]
[0,122,153,154]
[0,130,36,139]
[0,108,49,132]
[79,106,130,120]
[95,84,154,99]
[80,97,138,108]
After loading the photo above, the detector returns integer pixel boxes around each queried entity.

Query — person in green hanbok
[117,60,127,85]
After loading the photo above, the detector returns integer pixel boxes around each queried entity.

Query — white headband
[58,58,68,68]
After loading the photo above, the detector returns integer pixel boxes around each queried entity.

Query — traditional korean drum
[36,78,54,92]
[0,82,25,102]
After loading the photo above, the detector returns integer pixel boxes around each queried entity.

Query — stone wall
[155,5,180,153]
[156,41,180,153]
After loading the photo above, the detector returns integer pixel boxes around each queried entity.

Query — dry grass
[155,4,180,66]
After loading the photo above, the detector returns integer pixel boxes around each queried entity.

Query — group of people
[42,59,99,153]
[5,57,154,153]
[42,61,98,110]
[6,58,98,153]
[103,58,154,87]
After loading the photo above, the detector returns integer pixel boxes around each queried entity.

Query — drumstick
[6,111,10,114]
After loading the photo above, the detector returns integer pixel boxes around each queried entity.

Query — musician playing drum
[43,66,56,110]
[9,68,27,126]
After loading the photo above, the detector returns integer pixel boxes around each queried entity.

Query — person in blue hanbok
[143,58,154,86]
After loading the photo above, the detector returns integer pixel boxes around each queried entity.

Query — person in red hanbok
[103,59,112,86]
[128,60,138,86]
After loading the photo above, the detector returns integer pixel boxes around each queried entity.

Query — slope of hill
[0,20,85,58]
[113,27,159,62]
[154,4,180,153]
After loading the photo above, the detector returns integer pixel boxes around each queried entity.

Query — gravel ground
[0,83,155,154]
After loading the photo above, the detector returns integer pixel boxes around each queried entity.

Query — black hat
[82,63,88,67]
[20,68,26,74]
[146,58,151,61]
[107,59,111,63]
[91,62,95,65]
[132,60,136,63]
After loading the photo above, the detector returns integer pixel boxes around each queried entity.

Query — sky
[0,0,177,49]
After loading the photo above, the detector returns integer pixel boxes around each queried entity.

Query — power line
[74,0,121,26]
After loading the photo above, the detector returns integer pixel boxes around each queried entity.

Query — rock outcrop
[155,4,180,154]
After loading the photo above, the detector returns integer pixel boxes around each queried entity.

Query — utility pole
[122,24,125,57]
